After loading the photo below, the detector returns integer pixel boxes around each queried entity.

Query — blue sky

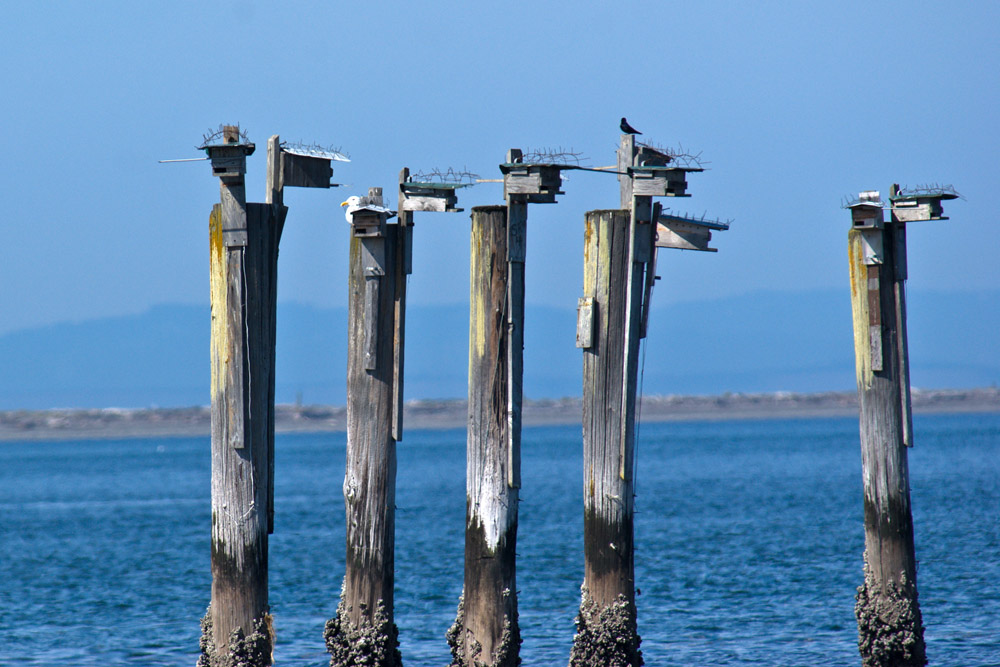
[1,1,996,336]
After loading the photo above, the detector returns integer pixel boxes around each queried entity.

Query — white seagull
[341,195,362,224]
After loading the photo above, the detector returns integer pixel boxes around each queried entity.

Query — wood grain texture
[847,226,925,665]
[342,226,400,630]
[618,134,635,210]
[580,209,640,609]
[264,136,285,535]
[461,205,520,667]
[209,197,282,662]
[393,169,412,441]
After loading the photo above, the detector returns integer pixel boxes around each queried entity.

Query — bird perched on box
[620,117,642,135]
[341,195,396,225]
[341,195,362,224]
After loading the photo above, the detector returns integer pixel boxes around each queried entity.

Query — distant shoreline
[1,387,997,443]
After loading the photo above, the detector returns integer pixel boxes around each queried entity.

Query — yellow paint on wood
[848,230,872,389]
[583,215,595,296]
[208,206,228,398]
[469,218,487,364]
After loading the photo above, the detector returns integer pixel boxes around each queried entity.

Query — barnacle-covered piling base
[446,592,521,667]
[197,605,274,667]
[324,597,401,667]
[855,561,927,667]
[569,587,642,667]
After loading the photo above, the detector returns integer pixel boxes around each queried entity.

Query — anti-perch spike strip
[200,124,251,147]
[519,147,587,166]
[635,140,708,169]
[898,184,963,199]
[410,167,480,185]
[281,140,351,162]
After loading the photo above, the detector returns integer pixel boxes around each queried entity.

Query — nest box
[500,163,564,203]
[848,191,885,229]
[400,182,463,212]
[630,166,693,197]
[203,142,255,180]
[350,199,396,238]
[281,149,334,189]
[890,191,958,223]
[656,214,729,252]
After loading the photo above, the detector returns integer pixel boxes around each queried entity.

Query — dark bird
[620,117,642,135]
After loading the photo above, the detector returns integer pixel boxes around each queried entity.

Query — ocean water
[1,413,998,666]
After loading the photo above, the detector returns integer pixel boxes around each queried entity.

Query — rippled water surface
[2,413,998,665]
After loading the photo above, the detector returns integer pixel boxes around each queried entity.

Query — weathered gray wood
[325,219,402,667]
[848,226,926,666]
[449,205,520,667]
[618,134,635,209]
[264,136,284,536]
[280,152,333,189]
[655,220,717,252]
[631,169,688,197]
[570,209,642,667]
[393,168,413,441]
[892,223,913,447]
[207,184,280,667]
[505,196,526,491]
[576,297,594,349]
[618,195,651,481]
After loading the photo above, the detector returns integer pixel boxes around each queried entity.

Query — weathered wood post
[570,207,647,667]
[847,185,958,666]
[451,148,555,667]
[571,134,727,666]
[446,204,522,667]
[325,188,403,667]
[199,126,286,667]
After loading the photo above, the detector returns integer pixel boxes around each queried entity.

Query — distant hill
[0,290,995,410]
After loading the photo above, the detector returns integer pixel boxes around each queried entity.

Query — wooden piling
[569,209,644,667]
[324,190,402,667]
[848,216,926,666]
[447,205,521,667]
[202,126,284,667]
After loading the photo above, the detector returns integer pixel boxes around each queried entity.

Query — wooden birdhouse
[281,149,333,189]
[890,189,958,223]
[500,163,564,203]
[630,166,693,197]
[848,191,885,229]
[351,207,391,238]
[200,126,255,180]
[656,214,729,252]
[204,143,255,180]
[400,181,463,212]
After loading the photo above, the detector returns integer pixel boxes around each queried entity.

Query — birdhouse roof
[659,212,730,231]
[282,145,350,162]
[353,205,397,219]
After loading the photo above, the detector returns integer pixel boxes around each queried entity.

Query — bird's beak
[340,201,349,207]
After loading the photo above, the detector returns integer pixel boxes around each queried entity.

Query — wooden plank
[503,172,542,194]
[576,297,594,349]
[618,197,649,480]
[393,168,412,441]
[505,197,527,489]
[891,223,913,447]
[400,194,452,212]
[655,224,715,252]
[618,134,634,209]
[265,136,282,536]
[280,152,333,189]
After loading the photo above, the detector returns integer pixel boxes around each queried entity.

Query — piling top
[471,205,507,214]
